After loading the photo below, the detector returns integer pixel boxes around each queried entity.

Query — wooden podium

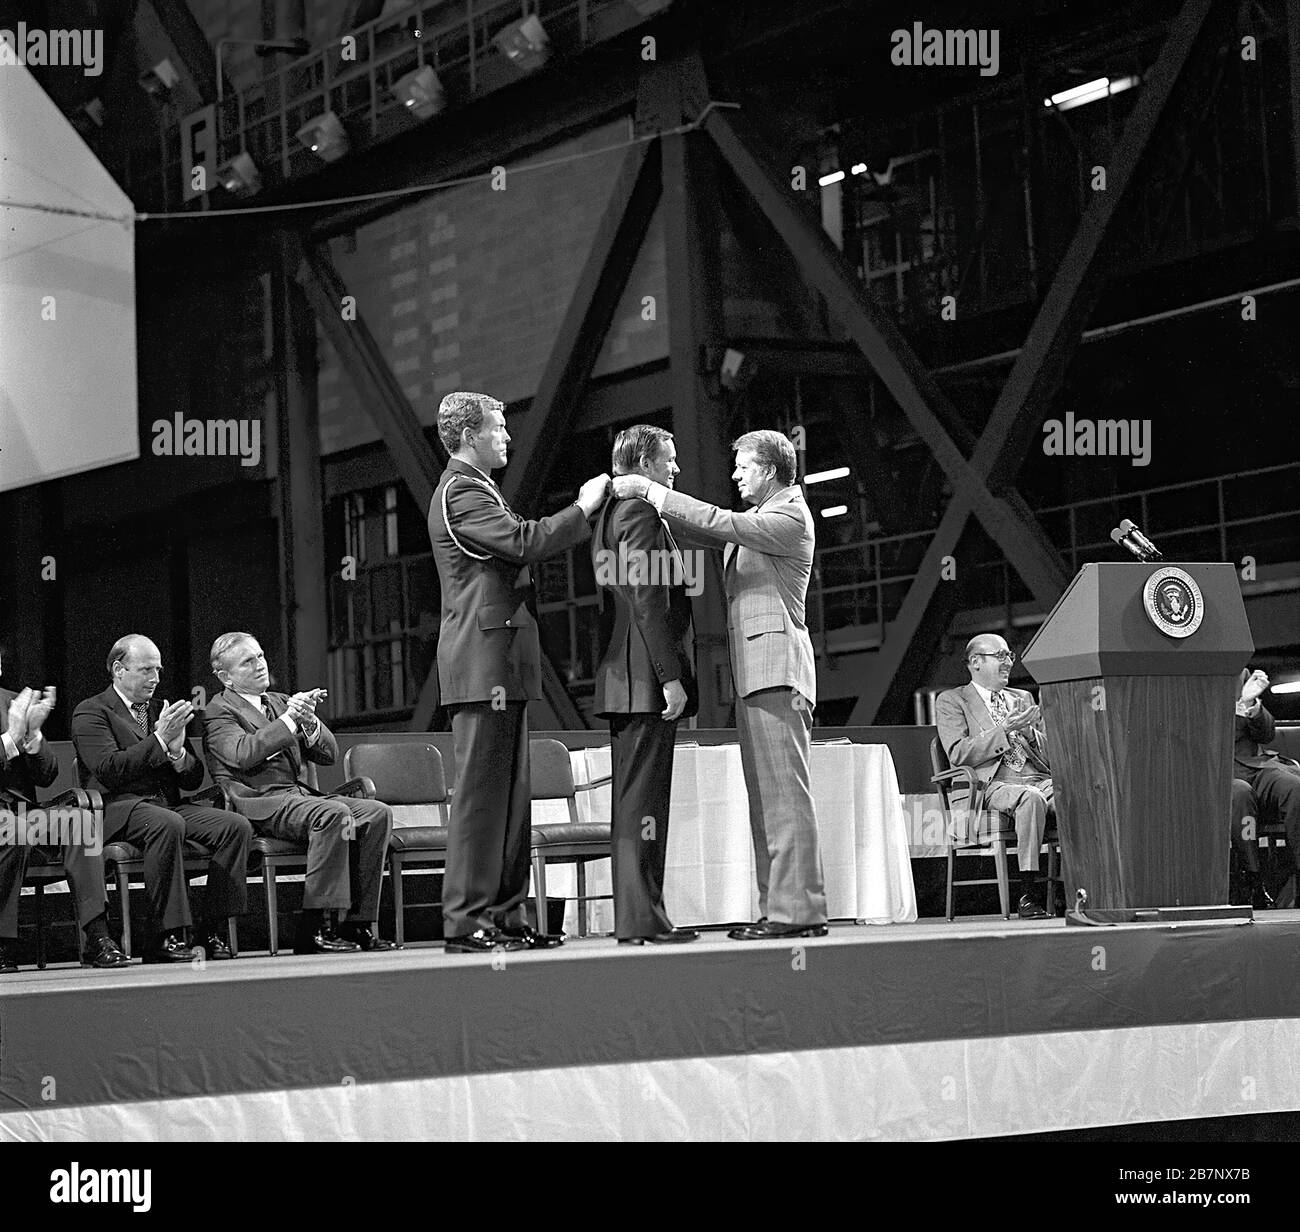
[1021,562,1253,916]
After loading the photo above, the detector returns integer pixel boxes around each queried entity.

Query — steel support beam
[847,0,1224,723]
[295,241,582,730]
[663,125,734,727]
[702,107,1070,603]
[502,138,663,511]
[269,231,329,693]
[144,0,225,104]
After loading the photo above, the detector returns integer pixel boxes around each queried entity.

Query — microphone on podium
[1109,518,1164,562]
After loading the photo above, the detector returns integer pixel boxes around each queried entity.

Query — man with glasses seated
[935,633,1055,919]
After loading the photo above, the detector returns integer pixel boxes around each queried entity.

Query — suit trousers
[257,793,393,919]
[983,773,1054,873]
[0,810,109,938]
[735,687,827,926]
[1231,778,1260,873]
[1239,762,1300,850]
[443,701,532,938]
[106,801,252,932]
[608,713,677,938]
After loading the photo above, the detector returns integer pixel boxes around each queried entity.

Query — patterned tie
[130,702,149,737]
[990,691,1030,770]
[261,696,274,723]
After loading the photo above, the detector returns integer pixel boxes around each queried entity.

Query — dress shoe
[81,935,131,969]
[444,928,526,954]
[0,942,17,974]
[618,929,700,945]
[292,927,361,955]
[339,923,401,951]
[1017,894,1050,920]
[498,922,564,949]
[728,920,829,941]
[193,933,234,960]
[143,932,197,964]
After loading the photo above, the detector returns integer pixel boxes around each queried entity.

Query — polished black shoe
[292,927,361,955]
[445,928,526,954]
[0,943,17,974]
[1017,894,1051,920]
[728,920,828,941]
[339,923,401,951]
[143,932,196,964]
[81,935,131,969]
[498,922,564,949]
[193,933,234,960]
[618,929,700,946]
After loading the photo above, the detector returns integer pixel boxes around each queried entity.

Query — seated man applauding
[1234,668,1300,877]
[202,632,396,955]
[935,633,1054,919]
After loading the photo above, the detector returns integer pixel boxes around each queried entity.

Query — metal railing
[123,0,653,209]
[807,462,1300,650]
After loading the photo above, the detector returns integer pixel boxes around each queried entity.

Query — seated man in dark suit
[202,632,396,955]
[935,633,1054,919]
[1234,668,1300,882]
[1,684,129,972]
[72,635,252,964]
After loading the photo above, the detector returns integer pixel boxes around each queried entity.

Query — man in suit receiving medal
[429,391,609,953]
[612,429,828,941]
[934,633,1054,918]
[593,425,699,945]
[203,632,397,955]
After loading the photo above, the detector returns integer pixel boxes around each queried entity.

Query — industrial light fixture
[719,347,757,392]
[296,111,349,161]
[819,169,845,187]
[216,151,262,197]
[79,98,105,127]
[1271,679,1300,695]
[394,65,445,120]
[1043,74,1140,112]
[138,58,180,97]
[494,14,550,73]
[820,505,849,519]
[805,466,850,485]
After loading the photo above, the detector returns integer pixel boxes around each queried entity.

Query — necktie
[261,697,273,723]
[990,691,1030,770]
[130,702,149,736]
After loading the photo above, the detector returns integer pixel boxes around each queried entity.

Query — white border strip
[4,1018,1299,1141]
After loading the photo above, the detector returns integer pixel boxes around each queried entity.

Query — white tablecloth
[531,742,918,932]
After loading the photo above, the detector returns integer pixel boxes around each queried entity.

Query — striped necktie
[130,702,149,736]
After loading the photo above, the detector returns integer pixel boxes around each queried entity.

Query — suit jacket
[1235,704,1280,771]
[428,458,591,706]
[934,682,1051,813]
[71,685,205,832]
[0,688,58,807]
[591,495,698,718]
[202,688,337,822]
[656,484,817,703]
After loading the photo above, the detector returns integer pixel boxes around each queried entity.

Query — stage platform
[5,911,1300,1141]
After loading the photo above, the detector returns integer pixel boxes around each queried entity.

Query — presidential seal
[1142,567,1204,638]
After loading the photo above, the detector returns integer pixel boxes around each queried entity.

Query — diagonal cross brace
[296,240,583,729]
[703,106,1070,606]
[847,0,1222,722]
[502,138,663,510]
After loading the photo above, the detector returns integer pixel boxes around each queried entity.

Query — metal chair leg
[35,882,47,970]
[532,851,548,934]
[993,841,1011,919]
[392,853,406,948]
[117,867,132,957]
[946,845,956,920]
[227,917,239,958]
[576,861,588,938]
[264,862,279,956]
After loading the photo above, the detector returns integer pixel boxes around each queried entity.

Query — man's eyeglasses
[973,651,1015,665]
